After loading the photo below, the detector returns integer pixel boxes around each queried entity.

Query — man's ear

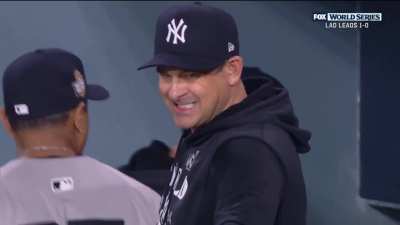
[224,56,244,86]
[72,102,88,134]
[0,108,16,138]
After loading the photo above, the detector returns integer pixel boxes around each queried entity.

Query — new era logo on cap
[14,104,29,115]
[228,42,235,53]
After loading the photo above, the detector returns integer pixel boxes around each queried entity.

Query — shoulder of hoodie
[213,136,285,174]
[216,122,293,153]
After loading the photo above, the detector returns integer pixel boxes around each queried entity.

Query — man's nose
[169,77,188,99]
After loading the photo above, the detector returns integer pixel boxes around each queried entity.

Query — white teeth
[179,103,194,109]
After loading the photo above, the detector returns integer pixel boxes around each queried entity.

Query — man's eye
[185,72,202,79]
[159,73,171,79]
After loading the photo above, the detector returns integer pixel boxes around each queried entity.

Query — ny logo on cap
[166,18,187,45]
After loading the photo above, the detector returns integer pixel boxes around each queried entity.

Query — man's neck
[14,128,78,158]
[20,145,76,158]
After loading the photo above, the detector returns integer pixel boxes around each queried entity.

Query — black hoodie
[158,67,311,225]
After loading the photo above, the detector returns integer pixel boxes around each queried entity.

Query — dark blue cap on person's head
[138,3,240,72]
[2,48,109,121]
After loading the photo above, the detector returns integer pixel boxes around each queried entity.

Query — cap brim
[137,53,225,72]
[86,84,109,100]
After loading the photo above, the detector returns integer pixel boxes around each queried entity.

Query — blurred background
[0,1,398,225]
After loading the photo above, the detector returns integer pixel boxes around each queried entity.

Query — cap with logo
[138,3,239,72]
[2,48,109,121]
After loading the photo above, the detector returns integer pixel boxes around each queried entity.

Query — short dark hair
[9,111,70,131]
[127,140,173,170]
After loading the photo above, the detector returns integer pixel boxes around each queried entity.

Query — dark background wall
[359,2,400,219]
[0,2,397,225]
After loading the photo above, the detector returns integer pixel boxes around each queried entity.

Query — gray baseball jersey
[0,156,160,225]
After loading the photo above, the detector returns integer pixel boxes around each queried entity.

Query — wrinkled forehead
[156,66,183,74]
[156,63,224,76]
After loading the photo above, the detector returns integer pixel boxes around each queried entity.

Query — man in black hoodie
[138,4,311,225]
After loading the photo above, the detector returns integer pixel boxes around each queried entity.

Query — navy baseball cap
[3,48,109,121]
[138,4,239,72]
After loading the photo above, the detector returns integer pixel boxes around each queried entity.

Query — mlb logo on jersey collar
[51,177,74,193]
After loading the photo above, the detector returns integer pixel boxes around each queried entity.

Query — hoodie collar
[183,71,311,154]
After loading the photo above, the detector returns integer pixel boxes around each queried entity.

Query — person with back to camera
[0,48,160,225]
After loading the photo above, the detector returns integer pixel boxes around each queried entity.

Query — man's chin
[173,117,195,129]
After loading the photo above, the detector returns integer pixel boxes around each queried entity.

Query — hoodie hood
[186,67,311,154]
